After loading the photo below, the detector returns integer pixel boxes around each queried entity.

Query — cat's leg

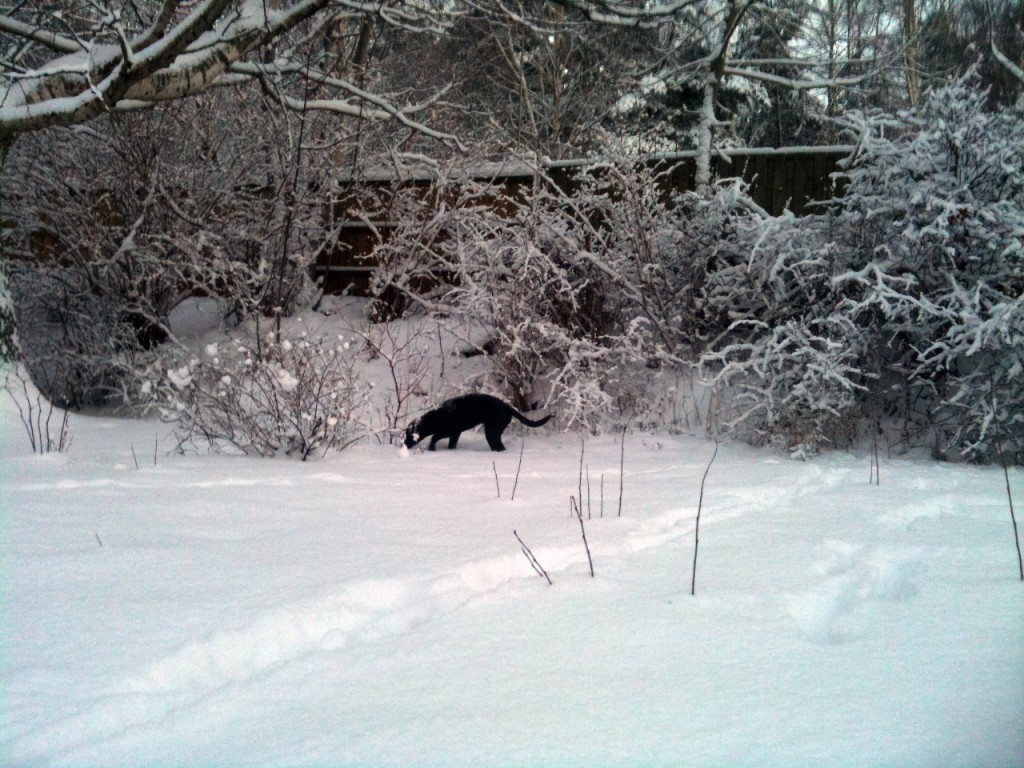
[448,432,461,449]
[484,422,506,451]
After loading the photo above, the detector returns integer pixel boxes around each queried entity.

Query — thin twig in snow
[511,437,525,501]
[997,439,1023,582]
[572,496,595,578]
[586,463,592,519]
[514,530,552,585]
[992,391,1023,582]
[618,425,626,517]
[870,421,880,485]
[691,440,719,596]
[578,436,585,515]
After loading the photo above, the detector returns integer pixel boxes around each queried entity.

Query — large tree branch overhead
[0,0,458,149]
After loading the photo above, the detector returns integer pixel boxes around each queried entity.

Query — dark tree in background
[920,0,1024,107]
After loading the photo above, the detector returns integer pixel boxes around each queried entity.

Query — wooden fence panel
[316,147,852,295]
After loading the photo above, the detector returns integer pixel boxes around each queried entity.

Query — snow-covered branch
[0,15,83,54]
[1,0,240,135]
[0,0,458,150]
[233,61,466,149]
[557,0,701,27]
[723,65,879,91]
[991,39,1024,85]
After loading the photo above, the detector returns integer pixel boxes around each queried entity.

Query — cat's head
[403,421,421,448]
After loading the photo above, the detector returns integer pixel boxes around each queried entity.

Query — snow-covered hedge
[831,76,1024,461]
[701,74,1023,461]
[5,77,1017,463]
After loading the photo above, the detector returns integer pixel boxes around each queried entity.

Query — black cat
[404,393,552,452]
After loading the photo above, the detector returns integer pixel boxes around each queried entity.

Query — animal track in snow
[125,578,420,693]
[787,541,925,644]
[121,507,714,701]
[15,567,524,760]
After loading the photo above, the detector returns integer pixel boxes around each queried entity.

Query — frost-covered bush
[370,170,647,431]
[696,197,872,452]
[540,165,766,429]
[450,182,620,427]
[0,269,16,363]
[831,74,1024,462]
[566,162,712,359]
[357,319,440,445]
[701,72,1023,461]
[157,334,366,460]
[703,315,869,455]
[369,162,785,432]
[362,177,466,322]
[1,98,329,407]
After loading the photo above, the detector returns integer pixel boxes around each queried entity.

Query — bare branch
[132,0,190,51]
[729,57,879,68]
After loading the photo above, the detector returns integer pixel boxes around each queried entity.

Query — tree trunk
[902,0,921,107]
[695,81,716,196]
[695,0,750,196]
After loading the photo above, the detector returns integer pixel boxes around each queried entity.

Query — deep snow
[3,385,1022,766]
[2,291,1023,766]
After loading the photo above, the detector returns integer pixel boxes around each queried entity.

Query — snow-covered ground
[3,397,1022,766]
[2,296,1023,766]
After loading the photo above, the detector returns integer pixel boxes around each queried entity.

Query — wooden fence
[315,146,853,295]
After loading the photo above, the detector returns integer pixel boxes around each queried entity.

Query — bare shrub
[4,366,71,454]
[159,333,367,460]
[358,319,438,445]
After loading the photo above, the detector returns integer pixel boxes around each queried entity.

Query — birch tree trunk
[695,81,717,196]
[902,0,921,107]
[695,0,750,196]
